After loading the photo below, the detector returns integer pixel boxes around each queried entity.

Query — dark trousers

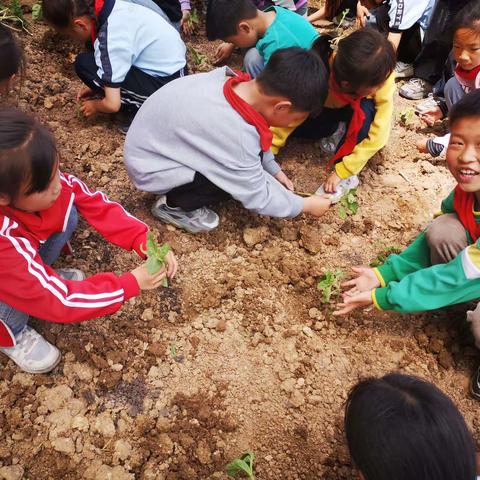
[413,0,473,85]
[75,52,187,111]
[166,172,230,211]
[293,99,376,162]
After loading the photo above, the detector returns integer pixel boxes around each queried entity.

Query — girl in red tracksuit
[0,109,177,374]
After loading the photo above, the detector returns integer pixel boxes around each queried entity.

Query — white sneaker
[415,93,439,114]
[0,326,61,374]
[315,175,359,204]
[399,78,433,100]
[395,61,414,79]
[56,268,85,281]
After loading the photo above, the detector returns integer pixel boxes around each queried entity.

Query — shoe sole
[151,207,219,234]
[1,349,61,374]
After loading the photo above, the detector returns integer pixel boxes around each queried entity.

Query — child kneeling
[334,89,480,398]
[0,109,177,374]
[124,48,331,233]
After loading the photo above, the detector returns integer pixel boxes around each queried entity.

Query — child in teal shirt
[207,0,319,77]
[334,89,480,400]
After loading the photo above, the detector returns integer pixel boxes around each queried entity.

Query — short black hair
[257,47,328,115]
[450,89,480,127]
[334,28,396,92]
[452,1,480,37]
[0,109,58,201]
[42,0,92,29]
[0,24,24,85]
[206,0,257,41]
[345,373,477,480]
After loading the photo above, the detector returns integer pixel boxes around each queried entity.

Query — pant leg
[166,173,231,211]
[444,76,465,111]
[244,48,265,79]
[293,107,350,140]
[74,52,105,95]
[38,206,79,266]
[397,24,422,65]
[425,213,469,265]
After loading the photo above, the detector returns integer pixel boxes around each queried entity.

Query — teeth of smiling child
[460,169,478,176]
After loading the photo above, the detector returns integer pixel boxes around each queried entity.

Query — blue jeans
[0,206,78,337]
[244,48,265,79]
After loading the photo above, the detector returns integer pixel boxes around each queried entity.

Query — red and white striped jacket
[0,172,148,328]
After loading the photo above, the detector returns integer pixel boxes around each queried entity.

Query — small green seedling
[170,344,177,359]
[0,0,29,32]
[32,2,42,21]
[226,451,256,480]
[189,46,208,69]
[185,8,199,31]
[317,270,346,304]
[398,108,416,128]
[335,8,350,29]
[141,232,171,287]
[338,188,359,219]
[369,245,401,267]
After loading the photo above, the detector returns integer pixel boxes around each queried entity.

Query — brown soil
[0,3,478,480]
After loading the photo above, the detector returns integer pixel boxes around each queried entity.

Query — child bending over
[0,24,24,98]
[346,373,477,480]
[124,48,331,233]
[0,109,177,374]
[43,0,187,131]
[417,2,480,158]
[335,90,480,398]
[272,28,396,203]
[207,0,318,77]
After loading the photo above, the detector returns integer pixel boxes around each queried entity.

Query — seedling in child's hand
[140,232,171,287]
[317,270,346,304]
[369,245,401,267]
[338,188,358,219]
[226,451,256,480]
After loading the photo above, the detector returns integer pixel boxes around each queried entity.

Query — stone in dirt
[40,385,73,412]
[243,226,270,247]
[93,412,116,437]
[83,463,134,480]
[114,439,133,461]
[52,437,75,455]
[195,440,212,465]
[0,465,24,480]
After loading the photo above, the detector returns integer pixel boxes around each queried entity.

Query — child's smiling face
[447,117,480,193]
[454,29,480,71]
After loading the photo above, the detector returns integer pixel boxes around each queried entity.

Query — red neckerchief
[455,63,480,82]
[453,185,480,242]
[223,71,273,152]
[90,0,105,43]
[326,73,365,171]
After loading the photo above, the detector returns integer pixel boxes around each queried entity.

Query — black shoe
[470,365,480,400]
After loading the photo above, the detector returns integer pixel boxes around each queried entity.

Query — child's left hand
[181,10,194,34]
[324,171,342,193]
[333,290,373,316]
[274,170,294,191]
[80,100,99,118]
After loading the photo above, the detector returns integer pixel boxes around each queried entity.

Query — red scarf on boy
[453,185,480,242]
[223,71,273,152]
[455,63,480,91]
[326,73,365,171]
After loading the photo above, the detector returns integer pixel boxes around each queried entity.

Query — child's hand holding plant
[323,171,342,193]
[140,232,177,287]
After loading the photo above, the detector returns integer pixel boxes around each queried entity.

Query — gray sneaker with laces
[56,268,86,281]
[0,326,61,374]
[399,78,433,100]
[151,196,219,233]
[395,61,414,79]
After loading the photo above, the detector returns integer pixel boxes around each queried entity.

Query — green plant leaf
[32,2,42,20]
[317,271,346,304]
[141,232,171,286]
[226,452,255,479]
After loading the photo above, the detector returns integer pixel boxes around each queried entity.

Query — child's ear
[238,21,252,35]
[73,17,91,32]
[273,100,293,113]
[340,80,351,92]
[0,194,11,206]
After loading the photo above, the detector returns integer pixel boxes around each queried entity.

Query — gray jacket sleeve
[261,149,281,176]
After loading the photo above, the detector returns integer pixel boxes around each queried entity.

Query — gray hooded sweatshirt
[123,67,304,218]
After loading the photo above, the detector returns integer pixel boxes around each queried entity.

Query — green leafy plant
[32,2,42,21]
[338,188,359,219]
[335,8,350,29]
[398,108,416,128]
[317,270,346,304]
[226,452,256,480]
[188,46,208,68]
[0,0,29,32]
[170,344,177,359]
[185,8,199,31]
[140,232,171,287]
[369,245,401,267]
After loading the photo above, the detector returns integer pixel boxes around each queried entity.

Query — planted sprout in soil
[317,270,346,304]
[338,188,359,219]
[226,451,256,480]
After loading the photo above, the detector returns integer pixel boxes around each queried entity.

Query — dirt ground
[0,2,478,479]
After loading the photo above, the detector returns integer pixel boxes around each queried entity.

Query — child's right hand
[213,42,235,65]
[356,1,370,27]
[77,86,96,103]
[303,194,332,217]
[418,106,443,126]
[341,266,380,295]
[131,251,178,290]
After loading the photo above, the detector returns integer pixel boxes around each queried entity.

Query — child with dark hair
[124,48,331,233]
[0,109,177,374]
[0,24,25,98]
[334,89,480,398]
[206,0,318,77]
[417,2,480,158]
[42,0,187,131]
[346,373,477,480]
[272,28,396,203]
[253,0,308,17]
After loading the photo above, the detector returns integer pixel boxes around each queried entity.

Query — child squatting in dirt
[334,89,480,399]
[0,109,177,374]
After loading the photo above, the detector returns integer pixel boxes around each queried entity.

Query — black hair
[345,373,477,480]
[206,0,257,41]
[257,47,328,115]
[333,28,396,93]
[0,24,25,88]
[42,0,93,29]
[0,109,58,201]
[450,89,480,127]
[452,1,480,37]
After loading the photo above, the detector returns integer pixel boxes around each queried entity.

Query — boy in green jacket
[333,89,480,399]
